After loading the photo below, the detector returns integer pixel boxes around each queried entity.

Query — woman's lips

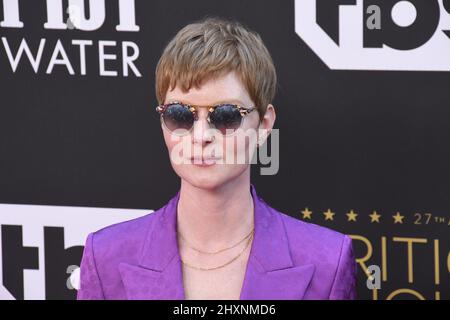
[189,157,220,166]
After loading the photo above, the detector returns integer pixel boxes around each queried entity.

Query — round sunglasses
[155,101,256,136]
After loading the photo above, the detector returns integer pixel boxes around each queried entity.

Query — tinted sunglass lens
[162,103,194,132]
[210,104,243,135]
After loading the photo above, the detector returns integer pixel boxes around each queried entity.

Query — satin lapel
[239,185,316,300]
[239,259,315,300]
[118,256,184,300]
[119,189,185,300]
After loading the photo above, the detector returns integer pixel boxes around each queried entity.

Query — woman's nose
[192,111,216,145]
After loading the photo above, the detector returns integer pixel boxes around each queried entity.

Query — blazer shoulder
[280,211,346,240]
[86,208,164,263]
[276,210,350,265]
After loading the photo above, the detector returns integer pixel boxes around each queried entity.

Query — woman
[77,17,357,300]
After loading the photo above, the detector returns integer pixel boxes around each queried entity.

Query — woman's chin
[181,171,247,191]
[183,176,224,190]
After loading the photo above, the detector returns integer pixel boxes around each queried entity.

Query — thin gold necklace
[180,231,254,271]
[179,227,254,255]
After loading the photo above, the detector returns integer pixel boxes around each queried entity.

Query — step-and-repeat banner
[0,0,449,300]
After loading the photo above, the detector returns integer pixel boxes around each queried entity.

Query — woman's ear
[257,104,276,146]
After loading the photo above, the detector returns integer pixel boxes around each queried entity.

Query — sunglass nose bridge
[190,105,216,122]
[188,106,199,120]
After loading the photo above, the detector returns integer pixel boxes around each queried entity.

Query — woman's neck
[176,176,255,252]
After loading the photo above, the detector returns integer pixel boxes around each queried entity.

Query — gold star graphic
[369,211,381,223]
[323,209,335,221]
[346,210,358,222]
[392,212,405,224]
[301,207,312,220]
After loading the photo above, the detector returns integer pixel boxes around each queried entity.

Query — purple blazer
[77,184,357,300]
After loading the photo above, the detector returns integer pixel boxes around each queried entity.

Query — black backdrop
[0,0,449,300]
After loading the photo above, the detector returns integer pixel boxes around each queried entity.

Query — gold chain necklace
[180,231,254,271]
[179,227,254,255]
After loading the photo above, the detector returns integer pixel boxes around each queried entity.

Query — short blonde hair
[155,16,277,122]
